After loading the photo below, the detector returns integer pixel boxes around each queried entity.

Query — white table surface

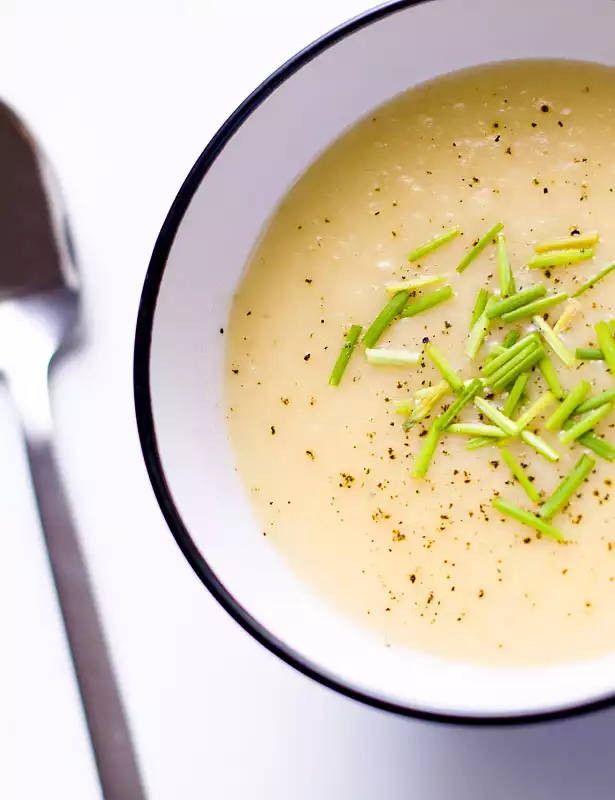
[3,1,615,798]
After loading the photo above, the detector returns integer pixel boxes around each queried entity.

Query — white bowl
[134,0,615,723]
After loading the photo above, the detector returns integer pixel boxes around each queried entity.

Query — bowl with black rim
[134,0,615,723]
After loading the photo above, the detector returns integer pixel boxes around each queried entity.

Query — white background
[3,1,615,797]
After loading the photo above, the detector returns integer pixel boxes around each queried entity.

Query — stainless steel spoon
[0,101,146,799]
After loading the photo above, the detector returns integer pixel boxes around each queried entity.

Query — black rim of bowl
[133,0,614,725]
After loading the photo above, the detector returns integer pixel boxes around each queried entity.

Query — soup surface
[225,60,615,666]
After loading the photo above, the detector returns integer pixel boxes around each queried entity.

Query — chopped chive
[424,341,463,391]
[595,321,615,377]
[501,292,568,323]
[412,423,440,478]
[446,423,507,437]
[499,448,541,504]
[482,334,539,377]
[491,349,545,393]
[539,453,595,520]
[490,345,545,392]
[487,285,546,319]
[484,330,522,366]
[492,497,563,541]
[456,222,504,273]
[574,389,615,416]
[395,400,412,415]
[538,356,565,400]
[514,391,555,432]
[503,374,530,417]
[503,330,521,349]
[365,348,421,367]
[553,300,580,334]
[533,315,576,367]
[575,347,603,361]
[466,310,490,360]
[561,420,615,459]
[527,248,594,269]
[545,380,591,431]
[467,436,503,451]
[400,285,453,318]
[520,430,560,462]
[437,379,483,429]
[577,431,615,461]
[329,324,363,386]
[362,290,409,349]
[414,385,440,400]
[470,288,489,329]
[407,227,460,262]
[497,233,515,297]
[571,261,615,298]
[385,274,447,293]
[474,396,518,436]
[534,232,599,253]
[405,381,450,426]
[559,403,613,445]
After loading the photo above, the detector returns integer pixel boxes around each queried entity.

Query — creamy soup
[225,60,615,667]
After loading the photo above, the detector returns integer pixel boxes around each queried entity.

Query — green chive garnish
[365,348,421,367]
[492,497,563,541]
[595,320,615,377]
[470,288,489,329]
[538,356,565,400]
[407,227,460,262]
[362,290,409,349]
[539,454,595,520]
[499,448,541,504]
[514,391,555,432]
[576,432,615,462]
[400,285,453,318]
[466,310,490,360]
[457,222,504,274]
[467,436,503,451]
[482,334,539,377]
[533,315,576,367]
[412,422,440,478]
[385,274,447,293]
[559,403,613,445]
[574,389,615,416]
[406,381,450,425]
[490,345,545,393]
[503,330,521,349]
[474,397,518,436]
[527,248,594,269]
[497,232,515,297]
[553,300,580,334]
[545,380,591,432]
[501,292,568,323]
[521,430,560,462]
[534,232,598,253]
[423,341,463,392]
[487,285,546,319]
[503,374,530,418]
[329,324,363,386]
[437,378,482,429]
[571,261,615,298]
[575,347,604,361]
[446,423,507,437]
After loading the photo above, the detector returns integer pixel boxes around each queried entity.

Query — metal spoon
[0,101,146,799]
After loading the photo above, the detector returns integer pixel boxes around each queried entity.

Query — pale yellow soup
[225,60,615,667]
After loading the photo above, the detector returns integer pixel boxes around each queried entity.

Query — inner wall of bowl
[150,0,615,717]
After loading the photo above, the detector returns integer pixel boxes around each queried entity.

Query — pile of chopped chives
[328,223,615,541]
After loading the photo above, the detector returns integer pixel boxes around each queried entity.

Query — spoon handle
[16,380,146,800]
